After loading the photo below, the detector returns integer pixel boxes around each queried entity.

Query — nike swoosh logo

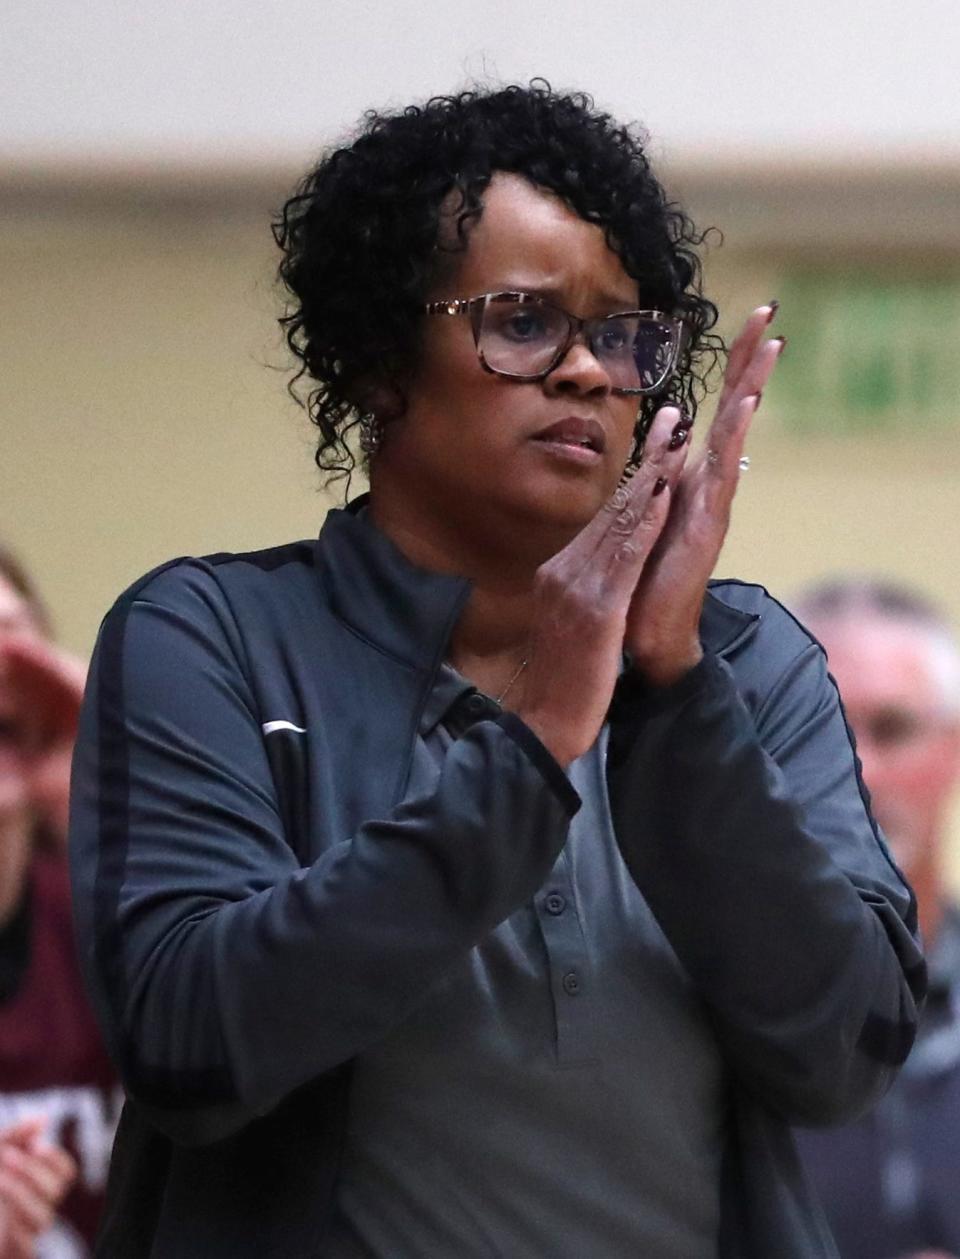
[261,720,307,735]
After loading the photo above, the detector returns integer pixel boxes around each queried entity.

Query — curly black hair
[274,81,723,487]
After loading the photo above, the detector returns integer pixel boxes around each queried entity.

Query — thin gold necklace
[496,656,529,705]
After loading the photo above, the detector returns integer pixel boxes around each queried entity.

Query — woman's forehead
[439,172,636,307]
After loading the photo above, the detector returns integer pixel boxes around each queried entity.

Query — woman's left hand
[626,305,784,686]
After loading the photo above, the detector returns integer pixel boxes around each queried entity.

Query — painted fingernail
[773,336,787,355]
[749,391,763,409]
[653,477,668,496]
[668,428,690,450]
[765,300,780,322]
[670,418,689,439]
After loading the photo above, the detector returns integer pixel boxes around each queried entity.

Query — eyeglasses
[423,291,682,396]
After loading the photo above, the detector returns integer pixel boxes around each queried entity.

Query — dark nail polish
[671,418,689,439]
[653,477,668,496]
[751,391,763,408]
[765,300,780,322]
[668,428,689,450]
[773,336,787,355]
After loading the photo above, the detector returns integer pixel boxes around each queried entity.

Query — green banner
[768,272,960,434]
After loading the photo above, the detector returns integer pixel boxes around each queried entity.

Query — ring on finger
[706,449,720,466]
[611,507,638,536]
[606,486,631,513]
[738,455,751,473]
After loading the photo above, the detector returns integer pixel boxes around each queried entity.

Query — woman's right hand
[512,404,690,767]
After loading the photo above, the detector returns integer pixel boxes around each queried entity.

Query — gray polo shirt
[330,666,726,1258]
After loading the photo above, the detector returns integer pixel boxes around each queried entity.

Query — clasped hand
[0,1118,77,1259]
[513,306,784,767]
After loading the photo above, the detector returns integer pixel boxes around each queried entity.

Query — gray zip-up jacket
[69,500,925,1257]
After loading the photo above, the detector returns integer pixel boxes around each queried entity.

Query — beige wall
[1,183,332,652]
[3,164,960,881]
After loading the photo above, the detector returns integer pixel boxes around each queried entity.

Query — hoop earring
[359,414,384,457]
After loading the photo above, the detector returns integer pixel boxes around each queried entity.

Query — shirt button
[562,971,581,996]
[544,892,567,916]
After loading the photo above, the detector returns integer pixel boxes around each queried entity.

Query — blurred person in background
[0,549,119,1257]
[794,578,960,1259]
[69,84,923,1258]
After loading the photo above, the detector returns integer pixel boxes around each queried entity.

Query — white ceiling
[3,0,959,168]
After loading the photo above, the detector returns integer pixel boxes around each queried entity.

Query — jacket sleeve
[606,611,926,1127]
[68,562,579,1146]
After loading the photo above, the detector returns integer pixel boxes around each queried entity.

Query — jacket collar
[699,588,761,658]
[315,495,759,670]
[314,495,471,673]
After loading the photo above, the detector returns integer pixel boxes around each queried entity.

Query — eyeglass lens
[478,295,676,391]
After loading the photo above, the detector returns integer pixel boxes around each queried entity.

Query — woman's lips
[530,417,606,460]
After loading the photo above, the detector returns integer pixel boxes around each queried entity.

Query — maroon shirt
[0,852,120,1253]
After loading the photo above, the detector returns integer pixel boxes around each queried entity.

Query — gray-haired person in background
[794,578,960,1259]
